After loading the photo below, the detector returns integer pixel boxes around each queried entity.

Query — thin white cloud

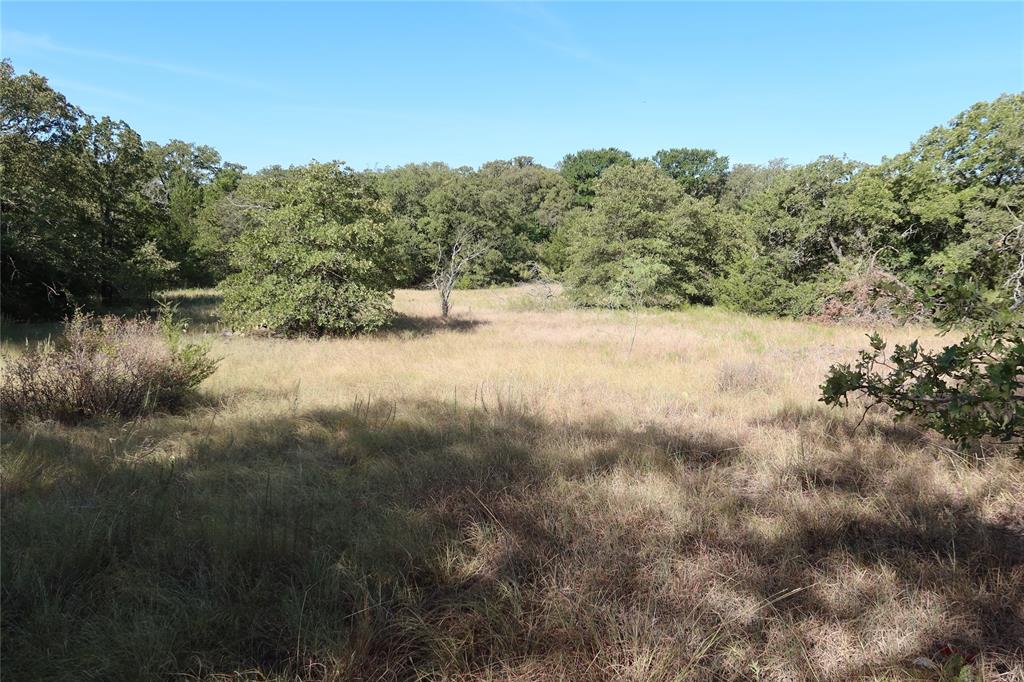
[495,3,654,89]
[2,29,272,91]
[50,78,146,105]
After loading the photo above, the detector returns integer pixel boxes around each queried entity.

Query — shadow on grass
[2,398,1021,680]
[157,291,488,339]
[758,402,930,448]
[382,313,488,337]
[2,293,488,345]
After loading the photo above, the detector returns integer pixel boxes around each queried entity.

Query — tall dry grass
[2,286,1022,681]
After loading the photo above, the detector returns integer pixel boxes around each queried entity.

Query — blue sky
[3,2,1022,172]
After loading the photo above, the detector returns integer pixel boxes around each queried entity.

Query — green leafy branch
[821,325,1024,455]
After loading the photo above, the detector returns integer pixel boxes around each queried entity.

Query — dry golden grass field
[3,286,1023,681]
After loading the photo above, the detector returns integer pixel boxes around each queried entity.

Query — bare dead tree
[431,228,488,318]
[524,261,558,302]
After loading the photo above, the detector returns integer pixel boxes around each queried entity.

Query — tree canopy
[2,59,1020,336]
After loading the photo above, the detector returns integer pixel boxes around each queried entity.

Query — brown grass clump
[715,360,777,394]
[1,310,216,423]
[1,287,1021,681]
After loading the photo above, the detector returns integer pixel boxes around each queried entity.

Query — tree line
[2,60,1021,331]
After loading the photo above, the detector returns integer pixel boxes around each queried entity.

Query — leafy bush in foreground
[821,324,1023,454]
[1,308,217,423]
[821,251,1024,456]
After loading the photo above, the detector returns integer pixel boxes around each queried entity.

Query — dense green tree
[1,62,179,315]
[421,171,498,285]
[558,147,633,207]
[219,162,399,335]
[882,93,1023,296]
[81,116,164,304]
[715,156,908,317]
[712,252,822,317]
[477,157,570,243]
[820,96,1024,454]
[653,147,730,199]
[661,196,741,303]
[726,156,902,298]
[189,163,248,282]
[564,163,735,307]
[475,156,572,281]
[1,61,240,316]
[374,158,571,287]
[1,60,92,317]
[197,166,305,273]
[373,162,458,285]
[144,140,227,282]
[540,206,587,274]
[720,159,788,209]
[715,93,1022,320]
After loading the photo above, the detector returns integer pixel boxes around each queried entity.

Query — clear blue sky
[3,2,1022,172]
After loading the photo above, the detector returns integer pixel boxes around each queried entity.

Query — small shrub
[1,308,217,423]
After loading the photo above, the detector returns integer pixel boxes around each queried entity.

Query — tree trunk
[439,290,450,318]
[828,234,845,261]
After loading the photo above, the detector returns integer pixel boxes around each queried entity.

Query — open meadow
[3,5,1022,679]
[3,287,1022,681]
